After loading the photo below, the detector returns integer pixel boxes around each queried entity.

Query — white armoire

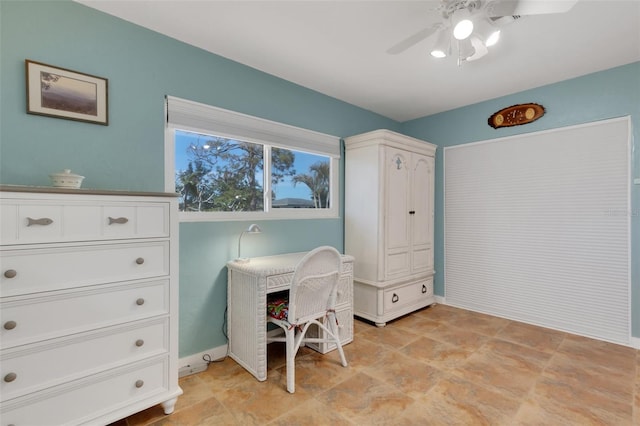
[344,130,437,326]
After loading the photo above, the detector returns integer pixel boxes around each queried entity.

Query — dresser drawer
[0,241,169,297]
[0,198,169,245]
[1,280,168,349]
[0,357,169,426]
[383,278,433,313]
[1,318,168,402]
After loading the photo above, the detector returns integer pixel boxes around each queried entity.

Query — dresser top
[0,185,178,198]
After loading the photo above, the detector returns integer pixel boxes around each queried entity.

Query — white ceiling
[76,0,640,122]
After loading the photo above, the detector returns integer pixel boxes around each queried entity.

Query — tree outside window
[175,130,331,212]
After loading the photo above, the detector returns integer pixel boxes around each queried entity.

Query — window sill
[179,210,340,222]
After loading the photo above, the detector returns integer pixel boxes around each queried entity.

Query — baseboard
[435,297,640,349]
[178,331,284,376]
[178,308,639,370]
[178,344,228,372]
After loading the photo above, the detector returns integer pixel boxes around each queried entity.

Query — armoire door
[410,153,434,274]
[383,147,411,279]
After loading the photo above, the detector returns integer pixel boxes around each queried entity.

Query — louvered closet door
[444,117,631,345]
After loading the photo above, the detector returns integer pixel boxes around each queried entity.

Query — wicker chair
[266,246,348,393]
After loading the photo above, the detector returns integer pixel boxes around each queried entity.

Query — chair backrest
[287,246,342,325]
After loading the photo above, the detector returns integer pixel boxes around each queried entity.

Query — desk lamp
[236,223,262,263]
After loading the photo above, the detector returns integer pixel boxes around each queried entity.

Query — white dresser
[344,130,437,326]
[0,186,182,425]
[227,252,354,381]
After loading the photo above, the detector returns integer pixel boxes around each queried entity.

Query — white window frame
[164,96,340,222]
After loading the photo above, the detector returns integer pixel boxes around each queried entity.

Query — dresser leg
[375,322,386,327]
[161,397,179,414]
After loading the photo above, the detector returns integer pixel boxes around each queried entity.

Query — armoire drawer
[383,278,433,313]
[1,280,168,349]
[1,318,168,402]
[0,357,169,426]
[0,241,169,297]
[0,199,170,245]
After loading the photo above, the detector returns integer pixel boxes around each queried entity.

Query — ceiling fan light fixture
[452,8,474,40]
[430,28,451,58]
[457,38,476,61]
[475,18,501,47]
[486,29,500,46]
[466,36,489,61]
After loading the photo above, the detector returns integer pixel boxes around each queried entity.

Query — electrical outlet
[178,362,208,378]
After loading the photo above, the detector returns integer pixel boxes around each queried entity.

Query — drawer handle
[135,379,144,388]
[422,284,427,294]
[409,210,416,215]
[136,298,145,306]
[4,372,17,383]
[136,257,145,265]
[4,321,17,330]
[135,339,145,347]
[108,216,129,225]
[391,293,399,303]
[4,269,17,279]
[27,217,53,227]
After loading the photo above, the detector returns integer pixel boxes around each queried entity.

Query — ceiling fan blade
[387,24,442,55]
[487,0,578,17]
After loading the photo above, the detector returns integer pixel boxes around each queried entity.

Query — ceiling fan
[388,0,579,65]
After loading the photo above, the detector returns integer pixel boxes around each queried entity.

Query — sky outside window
[174,130,328,202]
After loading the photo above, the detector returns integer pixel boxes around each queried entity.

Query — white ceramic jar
[49,169,85,188]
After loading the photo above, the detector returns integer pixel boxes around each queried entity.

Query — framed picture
[26,60,108,125]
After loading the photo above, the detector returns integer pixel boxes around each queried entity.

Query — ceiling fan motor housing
[441,0,481,20]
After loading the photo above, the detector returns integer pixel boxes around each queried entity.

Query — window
[165,96,340,221]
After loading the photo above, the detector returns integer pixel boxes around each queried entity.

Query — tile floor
[114,304,639,425]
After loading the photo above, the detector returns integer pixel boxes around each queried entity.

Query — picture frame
[26,60,108,125]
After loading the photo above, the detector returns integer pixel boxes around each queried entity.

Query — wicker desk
[226,252,354,381]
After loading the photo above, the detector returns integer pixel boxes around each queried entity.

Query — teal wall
[0,0,399,357]
[1,0,637,357]
[401,62,640,339]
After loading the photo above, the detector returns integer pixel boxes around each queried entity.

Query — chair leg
[335,339,348,368]
[285,327,296,393]
[327,313,348,367]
